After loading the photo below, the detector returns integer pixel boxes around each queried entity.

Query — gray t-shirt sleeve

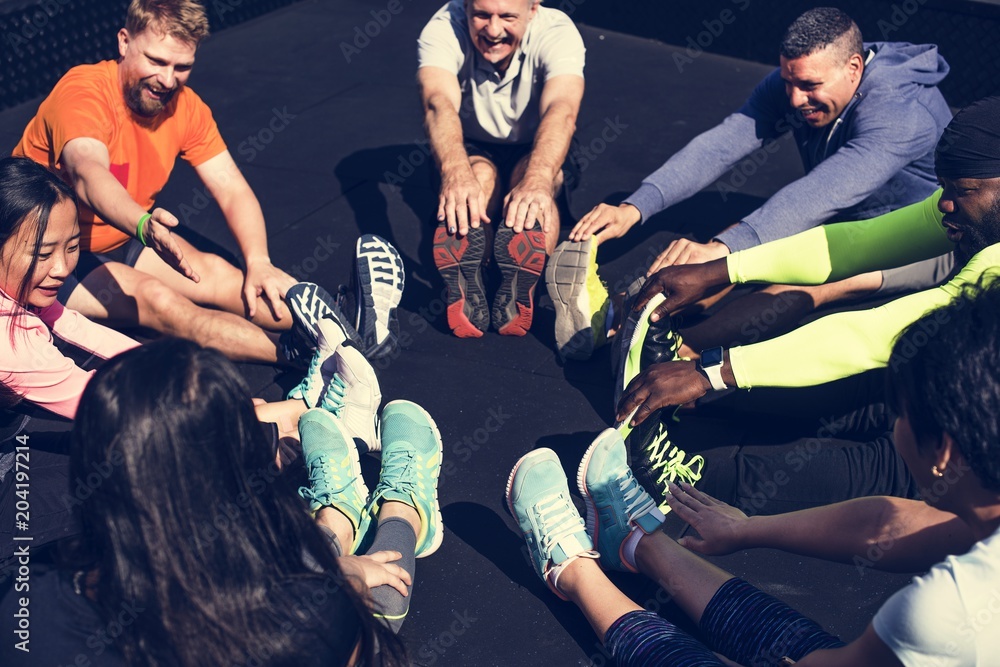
[417,1,465,73]
[532,13,585,81]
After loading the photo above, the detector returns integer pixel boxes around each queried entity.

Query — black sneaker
[433,224,489,338]
[286,282,362,351]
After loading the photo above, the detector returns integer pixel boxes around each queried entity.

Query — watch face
[701,346,724,367]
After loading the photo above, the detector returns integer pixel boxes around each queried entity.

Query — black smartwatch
[698,346,727,391]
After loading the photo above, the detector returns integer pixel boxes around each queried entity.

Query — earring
[932,465,945,478]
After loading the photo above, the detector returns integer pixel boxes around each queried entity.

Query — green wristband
[137,213,151,246]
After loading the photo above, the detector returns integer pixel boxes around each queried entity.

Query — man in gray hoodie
[549,8,952,360]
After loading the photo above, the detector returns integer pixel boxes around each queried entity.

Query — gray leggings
[324,517,416,633]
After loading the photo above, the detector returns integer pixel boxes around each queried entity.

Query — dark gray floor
[0,1,919,664]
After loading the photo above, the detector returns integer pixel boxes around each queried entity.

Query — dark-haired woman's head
[0,156,79,310]
[71,338,405,666]
[887,280,1000,505]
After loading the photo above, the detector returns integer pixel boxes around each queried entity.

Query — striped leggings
[604,578,845,666]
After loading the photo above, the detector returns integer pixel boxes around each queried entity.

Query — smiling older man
[418,0,585,338]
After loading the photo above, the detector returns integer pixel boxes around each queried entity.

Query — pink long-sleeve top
[1,290,138,419]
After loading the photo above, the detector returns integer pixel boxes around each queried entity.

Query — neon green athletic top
[724,190,1000,388]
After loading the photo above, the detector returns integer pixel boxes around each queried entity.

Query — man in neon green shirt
[618,96,1000,429]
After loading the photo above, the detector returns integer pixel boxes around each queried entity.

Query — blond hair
[125,0,210,45]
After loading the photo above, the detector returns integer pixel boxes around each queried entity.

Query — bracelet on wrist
[136,213,152,247]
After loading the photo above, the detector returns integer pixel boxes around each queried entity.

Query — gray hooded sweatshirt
[624,42,952,251]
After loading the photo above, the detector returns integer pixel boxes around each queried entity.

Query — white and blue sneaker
[577,428,665,572]
[287,313,355,407]
[506,448,599,600]
[321,344,382,455]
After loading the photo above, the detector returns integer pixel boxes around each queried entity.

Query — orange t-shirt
[13,60,227,253]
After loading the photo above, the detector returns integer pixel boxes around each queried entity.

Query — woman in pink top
[1,156,139,564]
[0,157,138,419]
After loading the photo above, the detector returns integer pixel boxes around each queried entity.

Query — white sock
[621,527,645,571]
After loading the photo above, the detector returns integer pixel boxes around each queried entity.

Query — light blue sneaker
[297,409,369,552]
[506,448,599,599]
[577,428,665,572]
[357,400,443,558]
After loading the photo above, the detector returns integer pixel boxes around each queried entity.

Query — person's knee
[134,278,194,329]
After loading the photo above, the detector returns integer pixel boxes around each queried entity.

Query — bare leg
[65,262,284,364]
[316,506,355,554]
[552,557,643,639]
[634,529,733,625]
[681,271,884,351]
[133,239,296,330]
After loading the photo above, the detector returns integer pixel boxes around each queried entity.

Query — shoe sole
[493,227,546,336]
[356,235,405,360]
[614,292,666,439]
[432,226,488,338]
[380,399,445,558]
[574,429,617,562]
[546,239,598,360]
[334,344,382,455]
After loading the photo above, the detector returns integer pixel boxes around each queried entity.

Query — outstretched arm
[666,482,974,573]
[60,137,199,281]
[418,66,489,236]
[503,74,584,233]
[194,150,295,319]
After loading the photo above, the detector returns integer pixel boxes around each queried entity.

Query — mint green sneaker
[506,448,599,600]
[357,400,443,558]
[577,428,665,572]
[297,409,369,551]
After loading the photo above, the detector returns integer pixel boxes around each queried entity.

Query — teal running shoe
[297,409,369,551]
[577,428,665,572]
[506,448,599,599]
[358,400,443,558]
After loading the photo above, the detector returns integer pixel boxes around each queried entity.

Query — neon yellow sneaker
[546,238,610,361]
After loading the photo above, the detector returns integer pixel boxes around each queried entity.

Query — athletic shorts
[57,236,146,305]
[463,135,583,195]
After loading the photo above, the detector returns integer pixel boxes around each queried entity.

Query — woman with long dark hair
[3,338,414,666]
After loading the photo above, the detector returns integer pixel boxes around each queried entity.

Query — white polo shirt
[417,0,585,144]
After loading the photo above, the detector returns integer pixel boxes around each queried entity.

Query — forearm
[625,112,764,222]
[726,192,949,286]
[424,95,469,177]
[739,497,972,573]
[523,100,576,185]
[219,190,270,263]
[70,162,150,237]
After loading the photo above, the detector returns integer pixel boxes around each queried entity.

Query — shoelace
[534,493,586,558]
[644,422,704,487]
[301,456,354,502]
[323,374,348,417]
[617,470,657,518]
[374,448,416,497]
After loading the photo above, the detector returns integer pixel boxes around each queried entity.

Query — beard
[123,78,177,118]
[956,192,1000,266]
